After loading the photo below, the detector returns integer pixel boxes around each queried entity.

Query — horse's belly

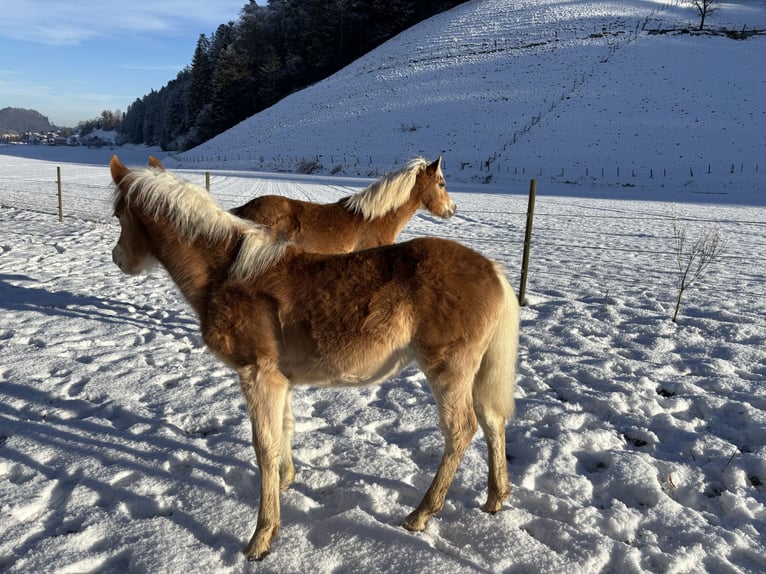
[284,346,415,388]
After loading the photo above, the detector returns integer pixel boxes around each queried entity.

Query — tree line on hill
[119,0,465,151]
[79,110,122,134]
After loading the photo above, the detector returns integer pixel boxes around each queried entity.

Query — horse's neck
[149,223,237,315]
[366,189,422,246]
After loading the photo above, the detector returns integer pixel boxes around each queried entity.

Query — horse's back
[286,236,499,292]
[290,236,504,312]
[232,195,295,223]
[386,237,503,295]
[233,195,360,252]
[232,195,303,241]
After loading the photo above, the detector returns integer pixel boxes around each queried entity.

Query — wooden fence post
[205,171,210,192]
[56,166,63,222]
[519,179,537,306]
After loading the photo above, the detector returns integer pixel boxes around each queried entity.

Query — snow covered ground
[1,0,765,573]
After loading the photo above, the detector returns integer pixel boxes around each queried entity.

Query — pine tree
[161,72,191,150]
[189,34,213,123]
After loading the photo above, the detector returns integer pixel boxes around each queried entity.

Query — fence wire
[1,167,764,306]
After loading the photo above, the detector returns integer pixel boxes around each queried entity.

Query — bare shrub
[672,220,725,322]
[297,159,322,174]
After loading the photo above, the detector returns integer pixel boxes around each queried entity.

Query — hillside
[168,0,765,194]
[0,107,52,134]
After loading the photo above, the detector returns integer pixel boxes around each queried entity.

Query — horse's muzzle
[112,245,125,271]
[112,245,136,275]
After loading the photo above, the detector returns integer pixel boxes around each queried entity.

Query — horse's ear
[110,155,129,185]
[427,156,442,174]
[148,156,165,170]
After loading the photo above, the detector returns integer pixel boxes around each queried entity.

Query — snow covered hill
[169,0,765,197]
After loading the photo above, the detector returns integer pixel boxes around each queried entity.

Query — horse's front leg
[238,364,289,561]
[280,388,296,490]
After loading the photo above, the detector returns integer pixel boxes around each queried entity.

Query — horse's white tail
[472,264,519,512]
[473,264,519,422]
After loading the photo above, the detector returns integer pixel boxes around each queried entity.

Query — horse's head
[110,155,157,275]
[420,156,456,219]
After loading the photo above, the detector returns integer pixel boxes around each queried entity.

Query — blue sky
[0,1,247,127]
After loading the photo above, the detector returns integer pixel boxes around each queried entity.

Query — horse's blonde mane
[115,167,286,279]
[230,235,289,281]
[343,157,429,220]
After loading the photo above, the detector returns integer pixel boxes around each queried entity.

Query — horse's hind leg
[403,375,477,531]
[476,409,511,513]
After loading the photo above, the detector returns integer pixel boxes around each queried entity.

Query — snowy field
[2,0,766,573]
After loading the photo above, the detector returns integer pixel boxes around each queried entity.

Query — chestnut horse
[109,156,519,560]
[231,156,455,253]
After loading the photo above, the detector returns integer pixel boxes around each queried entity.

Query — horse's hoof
[402,514,428,532]
[279,475,295,491]
[244,531,275,561]
[244,546,271,562]
[481,501,504,514]
[246,551,269,562]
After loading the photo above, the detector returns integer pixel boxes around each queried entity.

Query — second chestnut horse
[231,156,456,253]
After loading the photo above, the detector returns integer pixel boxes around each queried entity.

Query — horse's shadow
[0,273,197,342]
[0,379,249,569]
[0,271,279,566]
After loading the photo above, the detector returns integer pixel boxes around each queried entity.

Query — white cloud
[1,0,245,45]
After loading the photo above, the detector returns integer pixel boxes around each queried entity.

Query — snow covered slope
[169,0,765,196]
